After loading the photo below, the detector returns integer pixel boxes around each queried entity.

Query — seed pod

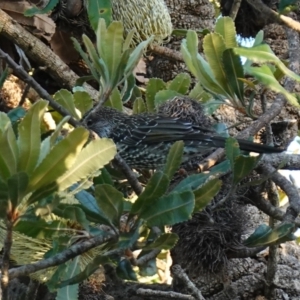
[112,0,173,46]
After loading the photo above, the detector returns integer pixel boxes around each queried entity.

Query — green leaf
[203,33,232,94]
[0,126,18,180]
[124,36,153,77]
[122,74,136,103]
[234,44,300,83]
[7,107,26,124]
[0,179,8,202]
[173,173,210,192]
[146,78,166,112]
[54,89,80,120]
[26,127,89,195]
[154,90,182,108]
[14,219,64,239]
[56,258,80,300]
[244,223,295,247]
[38,116,71,165]
[168,73,191,94]
[188,83,211,101]
[86,0,112,30]
[181,31,228,96]
[59,255,110,288]
[246,65,299,107]
[104,88,123,111]
[58,206,89,230]
[193,178,221,212]
[163,141,184,179]
[133,98,147,114]
[143,233,179,250]
[139,190,194,227]
[232,155,260,184]
[222,49,244,104]
[101,21,124,86]
[73,91,93,117]
[215,17,237,48]
[55,138,116,192]
[225,137,241,170]
[18,100,48,174]
[116,259,137,281]
[95,184,124,226]
[24,0,59,16]
[131,172,169,215]
[7,172,29,207]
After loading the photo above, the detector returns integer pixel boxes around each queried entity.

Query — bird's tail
[188,134,284,154]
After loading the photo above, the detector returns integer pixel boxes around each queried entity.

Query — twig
[151,45,184,62]
[8,232,117,280]
[264,181,279,298]
[137,249,161,266]
[113,154,143,195]
[0,48,80,127]
[172,265,205,300]
[136,288,195,300]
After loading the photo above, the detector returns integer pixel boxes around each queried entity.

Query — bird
[83,106,284,169]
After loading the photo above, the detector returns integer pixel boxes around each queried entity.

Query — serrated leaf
[122,74,136,103]
[124,36,153,77]
[232,155,260,184]
[18,100,48,174]
[55,138,116,192]
[131,171,169,215]
[104,88,123,111]
[54,89,80,120]
[246,65,299,107]
[73,91,93,116]
[163,141,184,179]
[95,184,124,226]
[193,178,221,212]
[133,98,146,114]
[26,127,89,195]
[168,73,191,94]
[154,90,182,108]
[7,172,29,207]
[146,78,166,112]
[225,137,241,170]
[38,116,71,165]
[181,31,228,96]
[222,49,244,104]
[188,82,211,101]
[215,17,237,48]
[234,44,300,83]
[143,233,179,250]
[203,33,232,94]
[139,190,194,227]
[0,179,8,202]
[86,0,112,30]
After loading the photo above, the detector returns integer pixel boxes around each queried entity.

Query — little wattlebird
[83,106,284,169]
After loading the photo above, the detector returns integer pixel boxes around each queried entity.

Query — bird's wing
[112,117,214,146]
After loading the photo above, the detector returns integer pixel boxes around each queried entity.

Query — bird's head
[83,106,125,138]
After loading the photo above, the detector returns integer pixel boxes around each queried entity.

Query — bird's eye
[86,118,93,127]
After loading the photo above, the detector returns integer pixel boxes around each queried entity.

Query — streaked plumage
[83,106,283,169]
